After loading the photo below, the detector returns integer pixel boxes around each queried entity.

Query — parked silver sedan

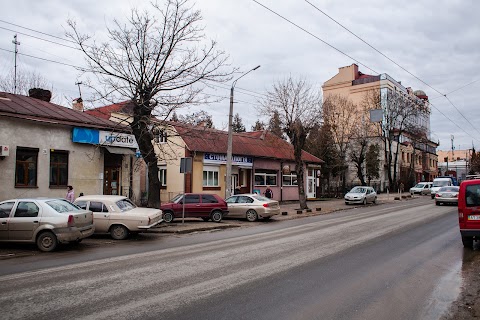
[225,194,280,222]
[0,198,95,251]
[344,186,377,205]
[74,195,163,240]
[435,186,460,206]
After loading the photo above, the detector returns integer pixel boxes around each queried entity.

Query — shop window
[254,170,277,186]
[158,167,167,186]
[282,172,298,186]
[154,129,168,143]
[203,166,219,187]
[15,147,38,187]
[50,150,69,187]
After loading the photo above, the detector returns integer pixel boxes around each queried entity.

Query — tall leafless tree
[67,0,233,208]
[261,76,322,209]
[0,69,52,96]
[322,94,359,191]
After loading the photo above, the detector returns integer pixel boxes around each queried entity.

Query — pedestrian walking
[66,185,75,202]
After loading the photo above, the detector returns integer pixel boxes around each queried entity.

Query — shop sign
[99,130,138,148]
[204,153,253,167]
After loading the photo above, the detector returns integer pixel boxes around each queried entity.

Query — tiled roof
[0,92,127,130]
[171,123,323,163]
[84,101,135,119]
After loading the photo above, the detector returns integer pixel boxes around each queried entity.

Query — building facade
[0,91,142,202]
[322,64,439,190]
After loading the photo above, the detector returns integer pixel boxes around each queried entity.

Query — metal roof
[0,92,127,130]
[172,123,323,163]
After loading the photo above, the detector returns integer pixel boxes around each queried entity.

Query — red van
[457,179,480,248]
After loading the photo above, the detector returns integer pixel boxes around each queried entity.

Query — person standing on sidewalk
[66,185,75,202]
[264,186,273,199]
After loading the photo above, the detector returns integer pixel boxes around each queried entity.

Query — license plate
[468,215,480,220]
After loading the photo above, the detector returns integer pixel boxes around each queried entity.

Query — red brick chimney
[72,97,84,112]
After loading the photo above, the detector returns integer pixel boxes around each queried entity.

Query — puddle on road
[421,260,463,319]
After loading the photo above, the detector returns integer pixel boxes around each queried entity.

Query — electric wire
[303,0,480,137]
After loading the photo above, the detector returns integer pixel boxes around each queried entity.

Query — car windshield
[116,199,137,212]
[350,187,366,193]
[438,186,459,192]
[46,199,81,213]
[414,183,426,188]
[171,194,183,203]
[252,195,271,202]
[433,180,450,187]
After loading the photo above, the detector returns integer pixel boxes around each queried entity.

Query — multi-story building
[322,64,438,191]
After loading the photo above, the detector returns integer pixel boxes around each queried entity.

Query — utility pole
[75,81,83,99]
[12,34,20,94]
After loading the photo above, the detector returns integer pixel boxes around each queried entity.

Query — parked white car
[410,182,433,195]
[0,198,94,251]
[74,195,163,240]
[344,186,377,205]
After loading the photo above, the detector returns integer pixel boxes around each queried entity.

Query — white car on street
[344,186,377,205]
[74,195,163,240]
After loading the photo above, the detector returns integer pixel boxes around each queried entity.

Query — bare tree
[322,94,359,191]
[261,76,322,209]
[67,0,233,208]
[0,69,52,96]
[365,143,380,185]
[362,89,430,190]
[177,110,215,128]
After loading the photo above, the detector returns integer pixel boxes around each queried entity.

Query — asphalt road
[0,198,465,320]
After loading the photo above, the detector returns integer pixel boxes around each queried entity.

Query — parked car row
[0,192,281,252]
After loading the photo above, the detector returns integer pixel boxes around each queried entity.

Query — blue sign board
[72,127,100,144]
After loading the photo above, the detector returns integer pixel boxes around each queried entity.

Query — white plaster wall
[0,117,104,201]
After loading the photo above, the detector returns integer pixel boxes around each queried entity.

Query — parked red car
[458,179,480,248]
[160,193,228,223]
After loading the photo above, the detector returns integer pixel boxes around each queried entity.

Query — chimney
[72,97,84,112]
[28,88,52,102]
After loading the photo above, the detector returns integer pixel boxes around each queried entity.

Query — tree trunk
[132,103,161,208]
[294,144,308,210]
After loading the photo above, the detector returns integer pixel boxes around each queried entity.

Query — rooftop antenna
[12,34,20,94]
[75,81,83,99]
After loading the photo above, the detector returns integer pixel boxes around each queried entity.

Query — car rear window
[201,194,218,203]
[466,185,480,207]
[116,199,137,212]
[433,180,450,187]
[438,187,459,192]
[46,200,81,213]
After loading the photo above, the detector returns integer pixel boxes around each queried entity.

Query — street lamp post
[226,65,260,198]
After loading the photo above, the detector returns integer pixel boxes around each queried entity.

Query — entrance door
[231,174,238,196]
[306,169,316,199]
[104,167,120,195]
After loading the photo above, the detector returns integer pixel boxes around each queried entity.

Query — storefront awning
[104,146,135,155]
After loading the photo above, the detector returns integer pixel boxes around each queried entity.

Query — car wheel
[110,225,129,240]
[202,217,210,222]
[462,236,474,249]
[246,209,258,222]
[362,198,367,205]
[37,231,58,252]
[210,210,223,223]
[163,211,174,223]
[345,201,349,205]
[264,216,271,221]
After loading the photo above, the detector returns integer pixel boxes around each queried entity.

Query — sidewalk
[151,192,414,234]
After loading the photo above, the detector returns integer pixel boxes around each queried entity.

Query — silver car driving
[0,198,95,251]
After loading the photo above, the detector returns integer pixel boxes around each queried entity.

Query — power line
[303,0,480,136]
[430,78,480,100]
[251,0,379,75]
[0,26,79,50]
[0,48,87,70]
[0,19,77,45]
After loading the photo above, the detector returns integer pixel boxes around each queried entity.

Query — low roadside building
[0,90,142,202]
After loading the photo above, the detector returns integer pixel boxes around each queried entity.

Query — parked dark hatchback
[160,193,228,223]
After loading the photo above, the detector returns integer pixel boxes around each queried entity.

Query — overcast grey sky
[1,0,479,151]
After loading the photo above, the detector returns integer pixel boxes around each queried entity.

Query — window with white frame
[158,167,167,186]
[282,172,298,186]
[254,170,277,186]
[203,166,219,187]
